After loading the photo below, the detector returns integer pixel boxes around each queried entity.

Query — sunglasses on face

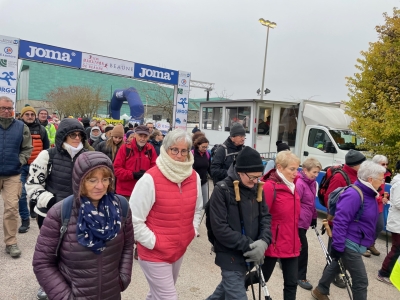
[68,132,83,139]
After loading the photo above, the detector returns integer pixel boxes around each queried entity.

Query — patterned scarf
[76,192,122,254]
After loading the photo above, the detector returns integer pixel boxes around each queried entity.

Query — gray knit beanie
[345,149,366,167]
[230,123,246,137]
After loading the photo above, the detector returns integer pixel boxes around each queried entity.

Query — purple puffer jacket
[32,152,134,300]
[296,171,317,230]
[332,180,378,252]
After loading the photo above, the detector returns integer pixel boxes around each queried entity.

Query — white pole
[260,26,270,100]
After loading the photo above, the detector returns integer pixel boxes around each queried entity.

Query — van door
[255,105,272,153]
[302,127,335,168]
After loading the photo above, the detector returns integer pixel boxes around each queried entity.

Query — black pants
[298,228,309,280]
[262,256,298,300]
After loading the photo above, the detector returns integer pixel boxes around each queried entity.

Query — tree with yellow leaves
[346,8,400,167]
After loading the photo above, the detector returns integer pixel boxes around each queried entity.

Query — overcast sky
[1,0,399,102]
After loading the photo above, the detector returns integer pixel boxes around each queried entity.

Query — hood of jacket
[72,151,114,202]
[55,118,87,151]
[262,168,283,184]
[391,174,400,187]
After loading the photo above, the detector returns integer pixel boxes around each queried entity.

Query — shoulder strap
[47,147,57,176]
[114,194,129,219]
[337,169,351,185]
[55,195,74,256]
[350,185,364,222]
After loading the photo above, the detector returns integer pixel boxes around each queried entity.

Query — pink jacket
[295,171,318,230]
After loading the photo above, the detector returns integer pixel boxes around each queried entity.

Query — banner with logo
[19,40,82,68]
[173,71,191,130]
[81,53,134,77]
[0,35,19,105]
[134,63,178,85]
[155,121,170,134]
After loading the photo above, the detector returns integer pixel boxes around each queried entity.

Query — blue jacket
[332,180,378,252]
[0,119,25,176]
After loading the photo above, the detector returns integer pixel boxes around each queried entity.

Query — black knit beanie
[235,146,264,173]
[230,123,246,137]
[277,142,290,152]
[345,149,366,167]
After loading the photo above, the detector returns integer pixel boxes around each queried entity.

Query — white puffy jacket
[388,174,400,233]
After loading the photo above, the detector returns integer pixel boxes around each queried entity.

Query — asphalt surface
[1,187,399,300]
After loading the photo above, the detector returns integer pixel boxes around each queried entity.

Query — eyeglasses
[381,163,388,166]
[85,177,112,187]
[199,146,208,150]
[169,147,189,156]
[24,113,35,117]
[68,132,83,139]
[244,173,262,181]
[0,107,14,112]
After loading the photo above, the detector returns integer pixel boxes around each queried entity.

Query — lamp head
[259,18,277,28]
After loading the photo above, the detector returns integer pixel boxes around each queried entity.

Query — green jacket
[44,123,56,146]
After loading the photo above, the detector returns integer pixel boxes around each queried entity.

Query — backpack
[327,184,364,221]
[210,144,239,162]
[55,194,129,256]
[205,181,230,245]
[191,149,210,160]
[317,165,350,207]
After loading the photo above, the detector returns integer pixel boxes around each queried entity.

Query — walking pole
[383,202,389,255]
[234,180,256,300]
[322,220,353,300]
[256,182,272,300]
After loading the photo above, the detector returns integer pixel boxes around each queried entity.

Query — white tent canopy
[303,104,352,130]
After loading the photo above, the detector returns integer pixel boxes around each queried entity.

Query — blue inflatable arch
[109,87,144,121]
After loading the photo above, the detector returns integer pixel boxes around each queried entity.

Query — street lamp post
[259,18,277,100]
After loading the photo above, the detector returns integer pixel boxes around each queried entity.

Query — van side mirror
[325,141,337,153]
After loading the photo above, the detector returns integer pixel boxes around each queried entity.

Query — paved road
[0,193,398,300]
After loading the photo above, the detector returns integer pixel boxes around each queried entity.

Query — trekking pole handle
[233,180,241,201]
[256,182,265,202]
[322,219,332,238]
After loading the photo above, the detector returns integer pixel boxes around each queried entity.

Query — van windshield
[329,129,366,150]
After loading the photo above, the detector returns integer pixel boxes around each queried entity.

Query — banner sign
[134,63,178,85]
[173,71,191,130]
[155,121,170,134]
[92,117,124,126]
[81,53,134,77]
[19,40,82,68]
[0,35,19,104]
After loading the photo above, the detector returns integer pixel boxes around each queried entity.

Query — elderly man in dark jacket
[210,123,246,185]
[207,147,272,300]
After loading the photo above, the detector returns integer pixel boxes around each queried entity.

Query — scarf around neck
[276,169,295,194]
[63,142,83,159]
[156,146,194,183]
[76,192,121,254]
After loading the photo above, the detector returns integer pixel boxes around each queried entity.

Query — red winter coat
[376,170,391,213]
[262,170,301,258]
[114,141,157,196]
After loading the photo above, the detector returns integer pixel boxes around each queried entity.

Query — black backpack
[205,181,230,245]
[210,143,239,162]
[55,194,129,256]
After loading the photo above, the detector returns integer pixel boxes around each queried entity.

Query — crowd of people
[0,95,399,299]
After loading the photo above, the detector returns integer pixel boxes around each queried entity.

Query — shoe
[332,274,346,289]
[298,279,313,290]
[18,218,30,233]
[37,286,48,300]
[362,250,371,258]
[368,244,380,256]
[377,274,393,285]
[5,244,21,258]
[30,211,37,219]
[311,287,330,300]
[134,247,138,260]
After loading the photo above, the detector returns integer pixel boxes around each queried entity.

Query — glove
[243,240,268,265]
[330,247,344,261]
[311,219,317,228]
[133,170,145,180]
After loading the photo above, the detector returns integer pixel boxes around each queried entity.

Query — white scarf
[276,169,295,194]
[358,178,380,197]
[63,142,83,159]
[156,146,194,183]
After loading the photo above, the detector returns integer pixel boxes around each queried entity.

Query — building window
[224,106,251,132]
[257,107,271,135]
[278,106,298,147]
[202,107,222,131]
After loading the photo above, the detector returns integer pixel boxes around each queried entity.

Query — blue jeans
[18,164,30,220]
[206,269,247,300]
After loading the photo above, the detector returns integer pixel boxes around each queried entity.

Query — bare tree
[214,89,234,100]
[138,83,175,121]
[47,86,105,118]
